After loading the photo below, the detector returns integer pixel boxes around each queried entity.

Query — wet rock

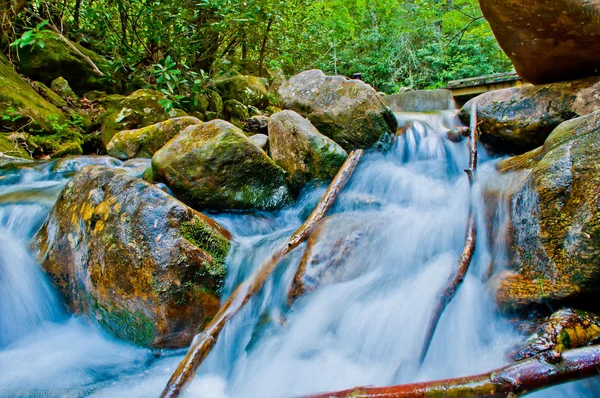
[512,309,600,361]
[269,110,347,192]
[35,166,231,348]
[278,69,397,151]
[50,77,77,101]
[152,120,290,211]
[460,77,600,153]
[249,134,269,151]
[107,116,201,160]
[97,89,187,145]
[243,115,269,135]
[16,32,111,94]
[51,155,123,174]
[496,111,600,312]
[213,75,269,109]
[480,0,600,84]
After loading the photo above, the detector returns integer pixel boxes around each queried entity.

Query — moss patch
[182,216,231,280]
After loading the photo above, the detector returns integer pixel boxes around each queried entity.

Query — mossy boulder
[51,77,78,101]
[213,75,269,109]
[107,116,201,160]
[16,32,111,95]
[496,111,600,313]
[97,89,186,145]
[278,69,397,151]
[34,166,231,348]
[269,110,347,192]
[0,55,68,134]
[460,76,600,154]
[223,99,249,129]
[152,120,290,211]
[32,81,68,108]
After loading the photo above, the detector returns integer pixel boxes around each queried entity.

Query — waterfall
[0,114,597,397]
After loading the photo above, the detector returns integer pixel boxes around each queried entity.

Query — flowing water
[0,111,598,397]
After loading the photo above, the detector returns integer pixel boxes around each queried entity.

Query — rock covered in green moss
[16,32,111,95]
[51,77,77,101]
[34,166,231,348]
[269,110,347,192]
[0,133,32,162]
[32,81,68,108]
[0,55,68,134]
[460,76,600,154]
[107,116,201,160]
[152,120,290,210]
[496,110,600,313]
[223,99,249,129]
[97,89,187,145]
[278,69,397,151]
[213,75,269,108]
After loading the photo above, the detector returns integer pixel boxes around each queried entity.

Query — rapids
[0,111,598,397]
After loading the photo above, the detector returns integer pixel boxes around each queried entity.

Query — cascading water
[0,112,598,397]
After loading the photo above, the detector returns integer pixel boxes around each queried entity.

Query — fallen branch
[160,150,365,398]
[303,345,600,397]
[419,103,478,363]
[25,9,104,77]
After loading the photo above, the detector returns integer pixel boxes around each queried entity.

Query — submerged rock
[460,77,600,154]
[107,116,201,160]
[278,69,397,151]
[269,110,347,192]
[497,111,600,312]
[35,166,231,348]
[97,89,187,145]
[480,0,600,85]
[152,120,290,211]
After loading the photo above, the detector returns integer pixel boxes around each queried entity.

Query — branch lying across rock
[304,344,600,398]
[419,103,478,363]
[160,149,365,398]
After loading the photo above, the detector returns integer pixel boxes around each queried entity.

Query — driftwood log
[160,149,365,398]
[419,103,478,363]
[303,344,600,397]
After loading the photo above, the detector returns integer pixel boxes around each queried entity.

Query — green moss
[142,166,157,182]
[181,216,231,281]
[91,297,156,347]
[0,134,32,159]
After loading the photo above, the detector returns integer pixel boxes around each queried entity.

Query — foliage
[10,20,51,51]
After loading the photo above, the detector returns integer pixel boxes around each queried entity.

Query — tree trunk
[73,0,82,30]
[160,150,365,398]
[258,17,273,77]
[304,345,600,397]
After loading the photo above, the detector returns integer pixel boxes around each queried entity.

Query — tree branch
[160,150,365,398]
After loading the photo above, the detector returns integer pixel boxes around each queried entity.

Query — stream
[0,111,598,397]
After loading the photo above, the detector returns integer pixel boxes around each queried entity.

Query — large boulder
[16,32,111,94]
[268,110,347,192]
[213,75,269,109]
[278,69,397,151]
[152,120,290,211]
[460,77,600,153]
[496,111,600,313]
[97,89,186,145]
[479,0,600,84]
[107,116,201,160]
[34,166,231,348]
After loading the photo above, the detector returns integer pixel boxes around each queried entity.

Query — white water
[0,113,598,397]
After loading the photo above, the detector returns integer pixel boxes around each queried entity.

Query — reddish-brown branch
[419,103,478,363]
[303,345,600,397]
[160,150,365,398]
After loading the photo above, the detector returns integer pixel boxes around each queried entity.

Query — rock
[268,110,348,191]
[243,115,269,135]
[223,99,249,129]
[267,67,286,93]
[512,309,600,361]
[0,133,32,162]
[16,32,111,95]
[50,77,78,101]
[32,81,68,108]
[0,55,68,134]
[97,89,187,145]
[479,0,600,84]
[460,77,600,153]
[213,75,270,108]
[278,69,397,151]
[34,166,231,348]
[249,134,268,151]
[206,90,223,115]
[107,116,201,160]
[51,155,123,174]
[496,111,600,312]
[152,120,290,211]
